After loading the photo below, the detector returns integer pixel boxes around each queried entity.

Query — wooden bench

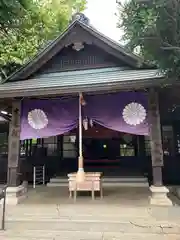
[68,172,103,201]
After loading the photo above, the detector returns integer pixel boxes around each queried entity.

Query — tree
[0,0,29,31]
[0,0,87,78]
[118,0,180,80]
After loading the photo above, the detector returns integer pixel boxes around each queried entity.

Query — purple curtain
[20,98,78,140]
[84,92,149,136]
[21,92,149,140]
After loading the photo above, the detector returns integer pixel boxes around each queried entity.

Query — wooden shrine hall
[0,13,179,205]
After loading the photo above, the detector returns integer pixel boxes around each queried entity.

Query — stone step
[1,220,176,234]
[103,177,148,182]
[50,176,148,183]
[5,212,154,221]
[5,211,153,222]
[4,209,174,227]
[1,214,179,239]
[47,182,68,187]
[5,206,153,221]
[0,231,178,240]
[48,176,149,187]
[5,205,152,214]
[50,177,68,183]
[1,205,180,239]
[47,182,149,187]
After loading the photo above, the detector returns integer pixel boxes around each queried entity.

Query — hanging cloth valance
[84,92,149,136]
[20,98,78,140]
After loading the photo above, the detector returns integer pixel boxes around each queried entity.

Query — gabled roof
[5,17,147,82]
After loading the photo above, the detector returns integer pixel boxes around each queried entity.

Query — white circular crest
[122,102,146,126]
[28,109,48,130]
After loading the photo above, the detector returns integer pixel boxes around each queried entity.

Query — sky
[84,0,124,42]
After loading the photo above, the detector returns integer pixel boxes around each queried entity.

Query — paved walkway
[0,186,180,239]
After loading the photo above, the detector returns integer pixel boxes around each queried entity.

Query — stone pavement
[0,186,180,239]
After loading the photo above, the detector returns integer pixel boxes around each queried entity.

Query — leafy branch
[118,0,180,80]
[0,0,87,79]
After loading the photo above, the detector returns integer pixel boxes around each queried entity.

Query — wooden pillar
[148,88,172,205]
[7,100,21,187]
[148,88,163,186]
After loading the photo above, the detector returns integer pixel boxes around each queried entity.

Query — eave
[0,68,164,99]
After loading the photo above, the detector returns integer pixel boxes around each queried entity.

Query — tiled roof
[0,68,163,98]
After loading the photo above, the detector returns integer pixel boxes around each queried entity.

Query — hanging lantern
[89,119,93,127]
[83,117,88,130]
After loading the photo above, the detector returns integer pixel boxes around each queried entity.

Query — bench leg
[74,184,77,202]
[92,190,95,200]
[100,181,103,199]
[92,181,95,200]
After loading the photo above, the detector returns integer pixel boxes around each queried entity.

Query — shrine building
[0,14,179,205]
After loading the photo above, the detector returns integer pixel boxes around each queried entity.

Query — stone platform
[0,186,180,239]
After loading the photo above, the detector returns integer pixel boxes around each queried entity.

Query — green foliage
[0,0,87,78]
[0,0,29,29]
[118,0,180,80]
